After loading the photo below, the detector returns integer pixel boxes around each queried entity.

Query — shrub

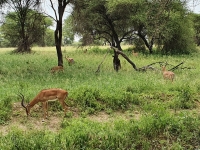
[170,85,195,110]
[71,86,103,114]
[0,97,13,125]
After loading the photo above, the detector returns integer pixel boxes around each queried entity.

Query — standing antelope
[19,88,68,120]
[162,66,175,82]
[50,66,63,73]
[65,56,75,66]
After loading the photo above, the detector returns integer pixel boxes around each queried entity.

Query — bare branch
[95,51,109,73]
[49,0,58,21]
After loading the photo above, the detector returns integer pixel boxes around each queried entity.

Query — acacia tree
[1,11,52,48]
[49,0,71,67]
[72,0,136,71]
[1,0,42,52]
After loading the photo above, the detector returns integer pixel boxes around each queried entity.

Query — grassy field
[0,46,200,149]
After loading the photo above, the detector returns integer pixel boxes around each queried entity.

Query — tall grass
[0,46,200,149]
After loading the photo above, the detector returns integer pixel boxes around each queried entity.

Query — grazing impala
[162,66,175,82]
[19,88,68,120]
[65,56,74,66]
[51,66,63,73]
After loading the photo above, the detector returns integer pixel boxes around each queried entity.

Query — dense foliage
[71,0,197,54]
[1,11,53,48]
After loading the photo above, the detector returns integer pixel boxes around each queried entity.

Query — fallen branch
[110,46,138,71]
[137,62,166,71]
[95,51,109,73]
[168,62,184,71]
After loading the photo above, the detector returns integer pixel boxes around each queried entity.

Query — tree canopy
[1,0,44,52]
[1,11,53,48]
[71,0,197,54]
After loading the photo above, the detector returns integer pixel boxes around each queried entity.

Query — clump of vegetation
[71,86,103,114]
[0,97,12,125]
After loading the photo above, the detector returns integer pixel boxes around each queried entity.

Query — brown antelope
[65,56,74,66]
[132,50,138,57]
[50,66,63,73]
[162,66,175,82]
[19,88,68,120]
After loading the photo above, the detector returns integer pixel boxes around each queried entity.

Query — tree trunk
[111,46,138,71]
[17,22,31,53]
[55,21,63,67]
[111,41,122,72]
[113,51,121,72]
[17,37,31,53]
[137,25,154,54]
[52,0,70,67]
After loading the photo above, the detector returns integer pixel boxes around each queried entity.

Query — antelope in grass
[19,88,68,121]
[50,66,63,73]
[65,56,75,66]
[162,65,175,82]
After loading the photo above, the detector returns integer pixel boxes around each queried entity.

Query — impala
[162,66,175,82]
[19,88,68,120]
[51,66,63,73]
[65,56,74,65]
[132,50,138,57]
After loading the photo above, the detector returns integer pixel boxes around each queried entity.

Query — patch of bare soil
[0,102,65,135]
[0,102,141,135]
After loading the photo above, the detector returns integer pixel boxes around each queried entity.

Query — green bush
[72,86,103,114]
[170,85,195,110]
[0,97,13,125]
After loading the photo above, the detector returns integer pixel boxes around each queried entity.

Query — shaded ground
[0,102,141,135]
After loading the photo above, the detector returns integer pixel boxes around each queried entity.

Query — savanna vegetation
[1,0,200,149]
[0,46,200,149]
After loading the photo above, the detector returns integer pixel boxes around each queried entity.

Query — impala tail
[19,93,29,116]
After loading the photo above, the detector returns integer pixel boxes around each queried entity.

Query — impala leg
[42,102,48,119]
[59,99,68,115]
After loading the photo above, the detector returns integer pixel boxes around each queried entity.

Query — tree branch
[110,46,138,71]
[95,50,109,73]
[49,0,58,21]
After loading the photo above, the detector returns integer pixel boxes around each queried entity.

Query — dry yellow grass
[0,45,133,53]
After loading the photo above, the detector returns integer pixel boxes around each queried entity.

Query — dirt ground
[0,102,141,135]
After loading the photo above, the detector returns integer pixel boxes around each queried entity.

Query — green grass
[0,46,200,149]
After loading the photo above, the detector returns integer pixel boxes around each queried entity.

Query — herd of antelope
[20,51,176,121]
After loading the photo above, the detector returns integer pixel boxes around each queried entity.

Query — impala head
[19,93,30,116]
[162,65,166,71]
[65,55,74,65]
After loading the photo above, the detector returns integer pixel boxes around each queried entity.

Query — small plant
[72,86,103,114]
[174,85,195,109]
[0,97,12,125]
